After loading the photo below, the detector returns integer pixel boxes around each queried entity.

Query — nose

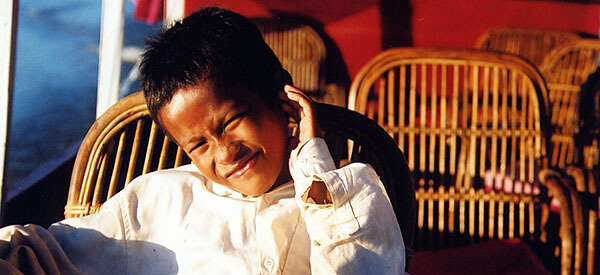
[213,139,245,164]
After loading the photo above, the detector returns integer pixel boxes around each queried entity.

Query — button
[263,258,275,271]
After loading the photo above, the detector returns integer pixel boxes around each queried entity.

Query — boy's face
[158,82,289,196]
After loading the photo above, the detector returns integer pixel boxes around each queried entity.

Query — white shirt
[46,138,405,274]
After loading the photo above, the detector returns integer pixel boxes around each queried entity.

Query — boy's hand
[279,85,323,149]
[280,85,331,205]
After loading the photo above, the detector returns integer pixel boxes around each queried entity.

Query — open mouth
[226,152,259,179]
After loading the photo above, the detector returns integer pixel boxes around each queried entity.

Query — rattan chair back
[539,39,600,169]
[476,27,579,67]
[253,19,326,94]
[347,48,580,273]
[570,68,600,275]
[66,93,189,218]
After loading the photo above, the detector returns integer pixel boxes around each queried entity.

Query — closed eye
[222,110,249,133]
[189,139,207,152]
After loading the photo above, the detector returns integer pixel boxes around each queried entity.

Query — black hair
[139,7,291,127]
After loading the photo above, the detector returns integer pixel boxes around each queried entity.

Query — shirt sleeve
[0,224,85,274]
[48,195,128,274]
[289,138,406,275]
[46,167,196,274]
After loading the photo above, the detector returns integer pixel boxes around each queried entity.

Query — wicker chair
[476,27,580,67]
[558,68,600,275]
[348,47,580,274]
[65,92,188,218]
[254,19,325,93]
[538,39,600,169]
[65,91,416,262]
[253,19,346,107]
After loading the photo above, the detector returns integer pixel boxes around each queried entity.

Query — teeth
[234,162,249,176]
[231,153,256,177]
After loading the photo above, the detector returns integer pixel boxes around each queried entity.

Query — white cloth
[20,138,405,274]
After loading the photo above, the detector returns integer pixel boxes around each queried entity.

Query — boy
[0,7,404,274]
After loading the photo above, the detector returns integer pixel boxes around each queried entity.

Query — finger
[283,86,315,117]
[284,85,313,105]
[279,91,305,116]
[282,91,309,120]
[278,90,290,101]
[281,102,300,122]
[283,85,322,141]
[279,92,301,116]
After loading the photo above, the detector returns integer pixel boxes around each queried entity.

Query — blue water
[5,0,161,191]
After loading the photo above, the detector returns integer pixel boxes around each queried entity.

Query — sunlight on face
[158,82,290,196]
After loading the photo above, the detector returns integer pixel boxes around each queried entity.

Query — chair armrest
[539,167,586,274]
[564,165,598,275]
